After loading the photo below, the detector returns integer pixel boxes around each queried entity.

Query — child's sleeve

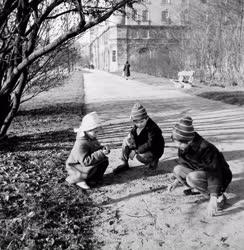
[200,146,223,195]
[75,143,107,167]
[136,129,158,154]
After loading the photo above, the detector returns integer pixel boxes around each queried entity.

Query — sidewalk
[83,69,244,250]
[84,69,244,149]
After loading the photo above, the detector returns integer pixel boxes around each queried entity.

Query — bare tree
[0,0,138,139]
[181,0,244,84]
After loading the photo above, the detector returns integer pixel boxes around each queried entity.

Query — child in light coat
[168,116,232,216]
[113,102,165,174]
[66,112,110,189]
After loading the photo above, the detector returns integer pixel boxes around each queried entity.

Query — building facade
[89,0,190,72]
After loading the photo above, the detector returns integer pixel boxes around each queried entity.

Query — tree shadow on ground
[99,149,244,209]
[99,158,176,206]
[99,185,168,206]
[219,172,244,216]
[79,69,93,74]
[87,97,244,146]
[197,91,244,106]
[18,102,86,116]
[183,171,244,219]
[0,129,75,152]
[223,150,244,162]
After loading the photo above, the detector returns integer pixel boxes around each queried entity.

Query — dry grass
[0,72,103,250]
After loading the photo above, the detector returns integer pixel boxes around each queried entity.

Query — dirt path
[83,70,244,250]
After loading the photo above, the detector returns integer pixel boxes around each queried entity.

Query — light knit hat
[172,116,195,142]
[130,102,148,121]
[74,111,101,133]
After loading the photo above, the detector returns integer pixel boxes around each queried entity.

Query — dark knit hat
[172,116,195,142]
[130,102,148,121]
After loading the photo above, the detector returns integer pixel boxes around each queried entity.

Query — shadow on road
[99,185,167,206]
[220,172,244,216]
[87,97,244,147]
[197,91,244,106]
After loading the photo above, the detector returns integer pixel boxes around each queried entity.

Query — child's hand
[207,196,218,216]
[125,134,136,149]
[102,145,110,155]
[167,179,179,192]
[129,150,136,160]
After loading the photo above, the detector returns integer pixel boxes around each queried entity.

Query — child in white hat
[168,116,232,216]
[66,112,110,189]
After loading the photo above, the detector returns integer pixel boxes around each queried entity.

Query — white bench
[170,70,194,89]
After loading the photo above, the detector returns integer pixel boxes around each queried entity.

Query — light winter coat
[66,133,108,183]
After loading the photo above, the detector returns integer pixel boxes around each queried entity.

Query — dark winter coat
[123,63,130,77]
[178,132,232,194]
[130,118,165,158]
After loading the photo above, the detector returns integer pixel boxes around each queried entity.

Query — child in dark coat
[168,116,232,216]
[66,112,110,189]
[113,103,165,174]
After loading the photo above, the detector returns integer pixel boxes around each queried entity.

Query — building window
[141,30,149,39]
[181,9,189,24]
[131,29,139,39]
[142,10,149,22]
[161,10,169,22]
[112,50,116,62]
[132,9,138,21]
[138,47,149,54]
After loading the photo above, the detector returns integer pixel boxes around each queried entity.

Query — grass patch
[197,91,244,106]
[0,102,103,249]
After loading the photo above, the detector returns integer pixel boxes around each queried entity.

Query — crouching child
[66,112,110,189]
[168,116,232,216]
[113,102,165,174]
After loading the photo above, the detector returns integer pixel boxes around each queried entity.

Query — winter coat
[178,132,232,194]
[66,133,108,175]
[130,118,165,158]
[123,63,130,77]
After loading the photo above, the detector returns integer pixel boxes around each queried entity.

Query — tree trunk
[0,71,27,138]
[0,94,11,138]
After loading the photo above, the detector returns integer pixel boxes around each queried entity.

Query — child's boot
[113,161,129,174]
[76,181,90,190]
[148,159,159,170]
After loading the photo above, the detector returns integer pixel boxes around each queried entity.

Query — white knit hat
[74,112,101,133]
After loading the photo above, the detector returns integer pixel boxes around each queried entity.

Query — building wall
[88,0,195,72]
[125,0,187,26]
[89,24,184,72]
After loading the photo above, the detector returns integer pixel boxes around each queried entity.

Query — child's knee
[173,164,184,176]
[186,172,200,188]
[136,152,154,163]
[186,174,194,188]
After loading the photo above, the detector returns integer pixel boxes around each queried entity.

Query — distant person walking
[123,61,130,80]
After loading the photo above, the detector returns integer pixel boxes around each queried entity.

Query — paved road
[83,69,244,249]
[83,69,244,151]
